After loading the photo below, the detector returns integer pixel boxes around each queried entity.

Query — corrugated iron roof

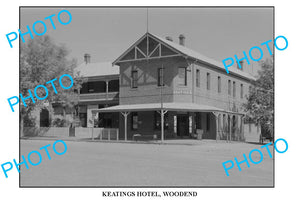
[75,62,119,78]
[76,33,256,81]
[149,33,256,81]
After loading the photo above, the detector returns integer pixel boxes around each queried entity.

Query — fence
[93,128,119,141]
[23,127,119,141]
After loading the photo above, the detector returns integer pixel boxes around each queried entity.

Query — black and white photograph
[2,0,300,212]
[18,7,274,187]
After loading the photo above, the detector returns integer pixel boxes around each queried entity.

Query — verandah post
[121,112,130,141]
[161,109,164,142]
[91,112,95,140]
[229,114,232,142]
[212,112,220,142]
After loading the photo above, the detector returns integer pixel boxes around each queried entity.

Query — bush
[52,117,66,127]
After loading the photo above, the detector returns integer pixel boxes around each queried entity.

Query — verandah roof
[91,102,244,115]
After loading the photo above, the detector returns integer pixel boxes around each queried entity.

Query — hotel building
[88,32,261,142]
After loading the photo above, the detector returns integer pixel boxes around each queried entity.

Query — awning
[91,102,244,115]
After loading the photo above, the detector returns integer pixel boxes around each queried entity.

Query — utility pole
[160,64,164,143]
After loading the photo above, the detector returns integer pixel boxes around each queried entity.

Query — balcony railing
[79,92,119,101]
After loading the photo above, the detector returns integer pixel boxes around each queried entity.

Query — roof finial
[146,8,149,33]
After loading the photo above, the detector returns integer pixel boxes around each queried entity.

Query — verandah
[91,102,244,142]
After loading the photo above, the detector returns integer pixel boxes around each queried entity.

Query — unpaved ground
[20,139,274,187]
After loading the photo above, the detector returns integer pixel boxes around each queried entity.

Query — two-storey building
[23,56,121,138]
[92,32,260,142]
[75,55,119,128]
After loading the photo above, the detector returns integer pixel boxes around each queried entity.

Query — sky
[20,7,273,74]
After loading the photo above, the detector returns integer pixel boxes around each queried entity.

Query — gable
[116,33,182,64]
[113,32,256,81]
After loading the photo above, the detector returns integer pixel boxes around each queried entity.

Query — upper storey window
[240,84,244,99]
[178,67,187,86]
[196,69,200,88]
[228,80,231,95]
[131,70,138,88]
[218,76,221,93]
[206,73,210,90]
[233,81,236,97]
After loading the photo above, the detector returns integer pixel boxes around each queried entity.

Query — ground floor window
[131,112,138,130]
[53,105,64,116]
[232,116,237,132]
[77,105,87,127]
[79,113,87,127]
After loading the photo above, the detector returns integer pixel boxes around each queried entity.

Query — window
[218,76,221,93]
[78,105,87,127]
[79,113,87,127]
[131,70,138,88]
[206,73,210,90]
[178,67,187,86]
[131,112,138,130]
[206,113,210,131]
[228,80,231,95]
[228,116,231,132]
[240,84,243,99]
[232,116,236,132]
[240,117,243,132]
[154,111,169,130]
[233,81,236,97]
[196,69,200,87]
[157,68,164,86]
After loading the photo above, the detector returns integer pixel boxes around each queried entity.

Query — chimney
[238,61,244,70]
[179,34,185,46]
[84,53,91,64]
[166,36,173,42]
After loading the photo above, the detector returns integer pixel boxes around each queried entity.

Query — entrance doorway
[40,109,49,127]
[177,114,189,137]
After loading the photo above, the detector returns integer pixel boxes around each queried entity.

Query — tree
[243,57,274,139]
[20,35,83,129]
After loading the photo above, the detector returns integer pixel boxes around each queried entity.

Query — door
[177,115,189,137]
[40,109,49,127]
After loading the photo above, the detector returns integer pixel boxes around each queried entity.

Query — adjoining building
[91,32,261,142]
[75,55,120,129]
[22,56,121,138]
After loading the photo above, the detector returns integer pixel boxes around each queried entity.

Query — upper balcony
[79,79,119,102]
